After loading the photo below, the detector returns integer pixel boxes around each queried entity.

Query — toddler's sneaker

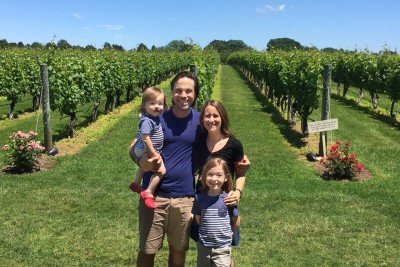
[140,190,157,209]
[129,182,142,193]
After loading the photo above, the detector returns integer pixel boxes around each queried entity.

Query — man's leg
[168,246,186,267]
[137,251,155,267]
[137,197,169,266]
[167,197,194,267]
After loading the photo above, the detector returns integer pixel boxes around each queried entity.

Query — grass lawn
[0,95,33,119]
[0,66,399,266]
[0,94,139,168]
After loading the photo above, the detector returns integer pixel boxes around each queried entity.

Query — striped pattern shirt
[136,115,163,152]
[193,193,239,248]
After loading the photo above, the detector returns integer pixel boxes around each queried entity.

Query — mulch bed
[0,154,57,175]
[315,162,373,182]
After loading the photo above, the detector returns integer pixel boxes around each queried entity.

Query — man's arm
[130,138,161,172]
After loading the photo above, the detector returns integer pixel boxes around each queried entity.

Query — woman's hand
[224,190,241,206]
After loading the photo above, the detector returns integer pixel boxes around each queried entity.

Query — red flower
[355,163,365,171]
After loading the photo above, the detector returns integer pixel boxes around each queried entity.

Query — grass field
[0,94,139,168]
[0,66,399,266]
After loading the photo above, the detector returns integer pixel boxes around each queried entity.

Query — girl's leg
[196,242,212,267]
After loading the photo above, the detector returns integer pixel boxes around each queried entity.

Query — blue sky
[1,0,399,52]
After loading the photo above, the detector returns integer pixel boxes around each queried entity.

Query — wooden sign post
[308,118,338,156]
[319,64,332,156]
[40,64,53,152]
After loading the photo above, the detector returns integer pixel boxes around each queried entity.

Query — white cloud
[83,26,92,31]
[256,4,285,13]
[98,24,124,31]
[72,13,84,20]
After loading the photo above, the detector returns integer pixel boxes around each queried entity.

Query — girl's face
[145,94,164,117]
[205,165,227,194]
[203,105,221,134]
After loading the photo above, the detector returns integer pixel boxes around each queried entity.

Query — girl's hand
[224,190,241,206]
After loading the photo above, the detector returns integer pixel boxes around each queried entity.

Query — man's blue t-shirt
[142,108,201,198]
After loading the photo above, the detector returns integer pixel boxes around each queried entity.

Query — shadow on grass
[331,94,400,130]
[235,68,307,149]
[51,111,99,142]
[0,107,34,121]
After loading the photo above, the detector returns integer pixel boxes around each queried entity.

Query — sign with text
[308,118,338,133]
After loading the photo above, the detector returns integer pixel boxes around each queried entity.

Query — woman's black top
[195,135,244,179]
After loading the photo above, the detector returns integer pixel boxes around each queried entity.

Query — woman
[194,100,247,251]
[195,100,246,203]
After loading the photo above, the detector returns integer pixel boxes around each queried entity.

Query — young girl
[192,158,240,267]
[129,86,166,209]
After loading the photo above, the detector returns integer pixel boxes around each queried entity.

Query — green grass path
[220,65,399,266]
[0,66,399,266]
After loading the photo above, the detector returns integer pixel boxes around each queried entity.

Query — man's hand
[147,153,162,172]
[235,155,251,177]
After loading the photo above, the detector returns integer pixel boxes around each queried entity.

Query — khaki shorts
[196,242,231,267]
[138,196,194,254]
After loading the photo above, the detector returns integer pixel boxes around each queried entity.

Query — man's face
[172,77,196,111]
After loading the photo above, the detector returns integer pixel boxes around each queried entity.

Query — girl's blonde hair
[140,86,167,115]
[200,158,233,194]
[200,100,232,137]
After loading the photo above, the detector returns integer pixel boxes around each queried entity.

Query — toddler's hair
[200,158,233,193]
[140,86,167,115]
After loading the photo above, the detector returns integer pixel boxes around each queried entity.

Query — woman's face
[203,105,222,133]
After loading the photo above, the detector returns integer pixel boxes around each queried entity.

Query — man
[132,71,249,267]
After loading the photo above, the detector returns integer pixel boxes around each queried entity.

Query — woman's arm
[195,215,201,224]
[224,157,249,206]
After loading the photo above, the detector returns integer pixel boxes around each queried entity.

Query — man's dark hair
[170,70,200,107]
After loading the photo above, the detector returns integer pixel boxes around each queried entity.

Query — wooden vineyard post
[190,64,198,109]
[40,64,53,152]
[190,64,198,76]
[319,64,332,156]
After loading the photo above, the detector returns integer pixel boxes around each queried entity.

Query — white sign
[308,118,338,133]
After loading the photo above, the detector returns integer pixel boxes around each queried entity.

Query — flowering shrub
[320,140,365,179]
[2,131,45,172]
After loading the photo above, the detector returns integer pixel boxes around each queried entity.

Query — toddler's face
[146,94,164,117]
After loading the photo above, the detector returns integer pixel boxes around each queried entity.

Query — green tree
[112,44,124,51]
[137,43,149,52]
[267,38,303,51]
[0,39,8,48]
[103,42,112,50]
[31,42,44,49]
[57,39,72,49]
